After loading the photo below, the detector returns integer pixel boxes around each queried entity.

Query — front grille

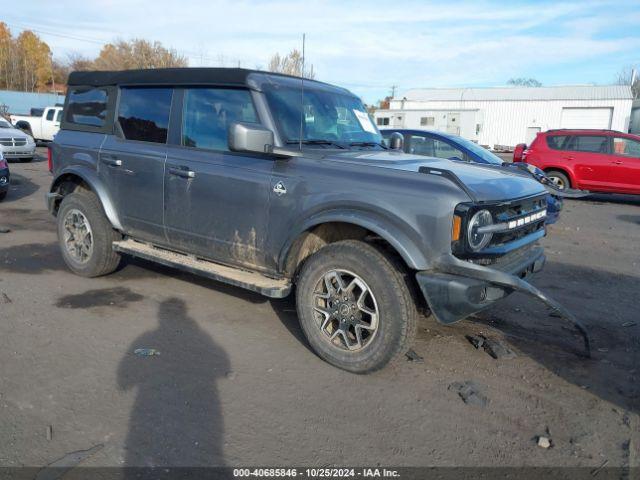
[490,195,547,247]
[0,137,27,147]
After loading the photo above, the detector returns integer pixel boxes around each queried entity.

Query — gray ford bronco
[47,68,588,373]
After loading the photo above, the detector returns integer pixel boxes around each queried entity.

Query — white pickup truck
[10,105,63,142]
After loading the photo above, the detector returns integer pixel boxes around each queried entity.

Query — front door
[99,87,173,244]
[164,87,273,271]
[608,136,640,193]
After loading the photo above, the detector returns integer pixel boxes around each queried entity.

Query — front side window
[46,109,55,121]
[613,137,640,157]
[56,110,63,122]
[263,82,381,147]
[118,87,173,143]
[182,88,258,151]
[66,88,108,127]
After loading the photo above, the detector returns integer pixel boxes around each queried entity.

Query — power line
[2,20,243,66]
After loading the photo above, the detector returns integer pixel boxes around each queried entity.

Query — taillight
[513,143,527,162]
[0,159,7,169]
[47,146,53,172]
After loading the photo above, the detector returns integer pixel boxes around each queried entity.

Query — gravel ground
[0,148,638,469]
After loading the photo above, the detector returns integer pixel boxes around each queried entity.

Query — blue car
[382,129,563,224]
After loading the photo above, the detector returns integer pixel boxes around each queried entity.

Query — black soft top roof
[66,68,348,94]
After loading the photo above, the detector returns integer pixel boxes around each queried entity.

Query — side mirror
[389,132,404,151]
[228,122,276,154]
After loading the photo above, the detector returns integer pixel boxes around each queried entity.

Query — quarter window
[181,88,258,151]
[118,88,173,143]
[66,88,109,127]
[546,135,570,150]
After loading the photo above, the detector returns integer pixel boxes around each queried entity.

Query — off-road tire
[57,191,121,277]
[295,240,417,373]
[546,170,570,190]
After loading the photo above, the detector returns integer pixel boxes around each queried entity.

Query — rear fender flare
[50,165,122,230]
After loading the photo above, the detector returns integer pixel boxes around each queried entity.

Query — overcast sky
[3,0,640,102]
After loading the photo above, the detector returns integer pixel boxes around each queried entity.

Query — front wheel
[57,191,121,277]
[546,170,570,190]
[295,240,417,373]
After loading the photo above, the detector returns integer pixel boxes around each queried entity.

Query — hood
[323,150,545,202]
[0,125,32,139]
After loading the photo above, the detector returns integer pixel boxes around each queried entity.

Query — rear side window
[572,136,608,153]
[66,88,109,127]
[118,88,173,143]
[182,88,258,151]
[546,135,570,150]
[46,109,55,121]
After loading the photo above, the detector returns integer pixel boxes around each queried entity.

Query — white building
[373,85,634,148]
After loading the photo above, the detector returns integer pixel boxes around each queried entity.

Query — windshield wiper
[349,141,388,150]
[285,139,346,149]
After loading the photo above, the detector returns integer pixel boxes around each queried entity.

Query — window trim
[171,86,264,155]
[61,86,116,134]
[114,86,174,145]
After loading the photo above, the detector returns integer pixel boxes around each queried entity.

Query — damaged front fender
[416,248,591,358]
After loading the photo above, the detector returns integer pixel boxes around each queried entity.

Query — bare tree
[615,65,639,99]
[267,49,315,79]
[507,77,542,87]
[93,39,188,71]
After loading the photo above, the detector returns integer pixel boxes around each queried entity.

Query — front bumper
[416,246,590,357]
[1,144,36,159]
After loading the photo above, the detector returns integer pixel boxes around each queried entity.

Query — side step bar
[112,239,292,298]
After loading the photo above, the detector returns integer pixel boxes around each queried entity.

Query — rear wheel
[546,170,570,190]
[295,240,417,373]
[57,191,121,277]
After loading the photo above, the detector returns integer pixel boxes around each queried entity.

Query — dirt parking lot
[0,148,638,470]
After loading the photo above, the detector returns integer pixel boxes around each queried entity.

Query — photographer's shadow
[118,298,229,469]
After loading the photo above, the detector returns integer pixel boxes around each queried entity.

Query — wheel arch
[279,211,430,277]
[49,166,123,230]
[543,166,575,188]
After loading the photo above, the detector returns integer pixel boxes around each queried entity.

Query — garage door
[560,107,612,129]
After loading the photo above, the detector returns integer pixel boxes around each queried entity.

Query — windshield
[0,119,11,128]
[453,136,503,165]
[263,83,382,147]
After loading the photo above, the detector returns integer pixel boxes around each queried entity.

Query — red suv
[513,129,640,194]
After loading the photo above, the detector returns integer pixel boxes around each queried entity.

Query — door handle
[101,157,122,167]
[612,160,623,165]
[563,156,574,161]
[168,166,196,178]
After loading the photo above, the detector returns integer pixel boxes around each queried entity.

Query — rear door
[562,135,613,190]
[99,87,173,244]
[164,87,273,271]
[608,136,640,193]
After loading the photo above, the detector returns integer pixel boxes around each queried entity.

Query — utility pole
[390,85,397,98]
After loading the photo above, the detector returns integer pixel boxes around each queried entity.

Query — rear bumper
[416,246,590,356]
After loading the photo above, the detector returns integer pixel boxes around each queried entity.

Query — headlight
[27,136,35,145]
[467,209,493,251]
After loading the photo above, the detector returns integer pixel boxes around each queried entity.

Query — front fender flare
[278,209,431,272]
[50,165,123,230]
